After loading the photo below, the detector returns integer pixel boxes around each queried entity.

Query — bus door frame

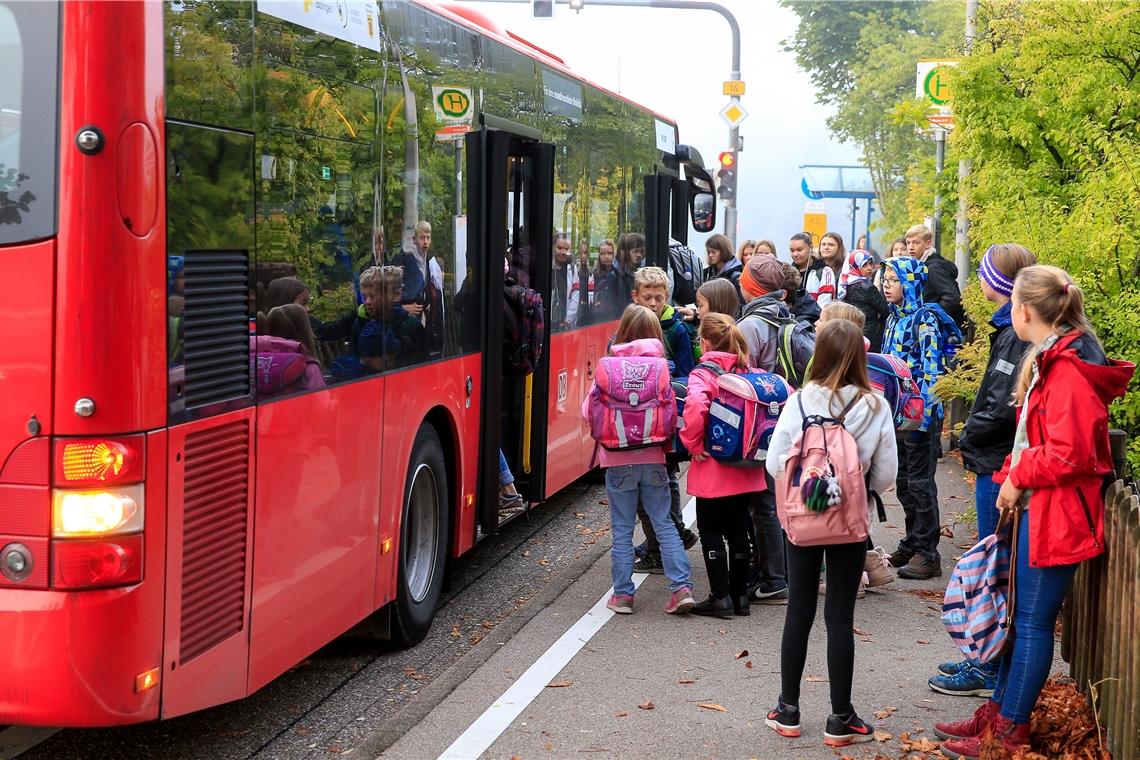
[468,117,555,538]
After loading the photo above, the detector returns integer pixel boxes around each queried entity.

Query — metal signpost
[916,59,958,253]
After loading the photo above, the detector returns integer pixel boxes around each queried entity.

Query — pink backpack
[776,394,869,547]
[696,362,791,466]
[588,354,675,451]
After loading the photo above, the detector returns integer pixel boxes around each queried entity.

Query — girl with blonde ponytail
[937,264,1134,758]
[679,313,767,619]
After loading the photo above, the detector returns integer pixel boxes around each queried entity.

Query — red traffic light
[718,151,736,168]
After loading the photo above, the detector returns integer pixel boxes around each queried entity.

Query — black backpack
[667,242,705,306]
[503,282,545,376]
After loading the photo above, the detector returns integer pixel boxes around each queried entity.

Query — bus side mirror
[690,191,716,233]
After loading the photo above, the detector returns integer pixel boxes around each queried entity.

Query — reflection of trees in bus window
[165,0,254,130]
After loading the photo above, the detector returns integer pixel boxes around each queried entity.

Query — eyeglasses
[882,276,901,286]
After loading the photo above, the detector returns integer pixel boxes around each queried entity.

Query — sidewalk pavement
[382,455,1057,760]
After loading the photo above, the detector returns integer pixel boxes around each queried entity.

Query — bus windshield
[0,1,58,245]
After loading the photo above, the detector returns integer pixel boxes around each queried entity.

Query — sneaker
[632,552,664,574]
[992,714,1032,754]
[896,555,943,579]
[888,547,914,568]
[633,541,649,560]
[680,528,699,551]
[938,658,973,676]
[863,547,894,587]
[765,699,801,738]
[823,712,875,747]
[928,663,996,698]
[934,699,1000,741]
[498,494,525,514]
[940,736,981,760]
[606,594,634,614]
[751,585,789,604]
[664,586,695,614]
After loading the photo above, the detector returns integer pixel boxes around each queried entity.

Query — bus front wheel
[392,424,450,646]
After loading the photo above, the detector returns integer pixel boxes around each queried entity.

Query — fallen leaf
[546,679,573,688]
[698,703,728,712]
[614,710,629,717]
[450,626,461,638]
[852,627,871,636]
[873,706,898,719]
[482,620,496,629]
[574,512,586,518]
[718,629,728,635]
[678,679,696,684]
[598,499,609,505]
[806,674,828,682]
[735,649,749,659]
[917,639,931,645]
[744,660,753,669]
[468,632,485,645]
[537,559,550,566]
[873,730,892,742]
[522,549,531,557]
[638,699,654,710]
[899,731,941,752]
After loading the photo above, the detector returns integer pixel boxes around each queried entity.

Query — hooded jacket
[581,338,668,468]
[996,332,1135,567]
[789,290,821,325]
[659,304,696,377]
[737,292,791,374]
[957,302,1029,475]
[766,384,899,501]
[882,257,946,432]
[702,257,745,306]
[680,351,768,498]
[920,249,965,326]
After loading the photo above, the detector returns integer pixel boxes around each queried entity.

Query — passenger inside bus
[590,238,622,322]
[255,303,326,395]
[353,265,427,373]
[616,232,646,299]
[389,220,445,358]
[551,232,578,331]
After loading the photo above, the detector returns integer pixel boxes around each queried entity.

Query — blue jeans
[606,464,692,596]
[498,450,514,488]
[975,474,1001,541]
[991,510,1078,723]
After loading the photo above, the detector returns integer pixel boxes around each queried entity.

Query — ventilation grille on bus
[182,250,251,409]
[179,420,249,664]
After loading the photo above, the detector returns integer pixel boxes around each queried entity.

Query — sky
[464,0,882,258]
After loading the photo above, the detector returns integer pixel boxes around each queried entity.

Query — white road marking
[0,726,59,758]
[437,497,697,760]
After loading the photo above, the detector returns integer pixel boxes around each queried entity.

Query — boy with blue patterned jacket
[881,256,955,580]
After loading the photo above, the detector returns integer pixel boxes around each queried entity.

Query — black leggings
[696,494,753,598]
[780,539,866,716]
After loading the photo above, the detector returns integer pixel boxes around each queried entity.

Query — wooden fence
[1061,474,1139,759]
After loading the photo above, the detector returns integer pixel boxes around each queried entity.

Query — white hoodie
[766,383,898,498]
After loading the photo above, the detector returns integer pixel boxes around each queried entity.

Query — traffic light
[717,151,737,201]
[532,0,554,18]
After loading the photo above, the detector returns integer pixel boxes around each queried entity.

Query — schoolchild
[764,319,898,748]
[702,233,745,305]
[680,313,769,618]
[582,304,695,615]
[881,256,950,580]
[352,265,427,373]
[936,266,1134,759]
[789,232,836,307]
[627,267,698,573]
[840,250,891,352]
[674,277,740,327]
[929,243,1037,698]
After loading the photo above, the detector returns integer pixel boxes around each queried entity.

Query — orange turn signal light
[54,436,144,486]
[135,667,160,693]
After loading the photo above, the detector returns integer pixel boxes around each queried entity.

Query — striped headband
[979,245,1015,297]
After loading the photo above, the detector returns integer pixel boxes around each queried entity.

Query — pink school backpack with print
[588,351,676,451]
[776,394,869,547]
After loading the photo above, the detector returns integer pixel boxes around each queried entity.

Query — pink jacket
[680,351,767,498]
[581,338,667,468]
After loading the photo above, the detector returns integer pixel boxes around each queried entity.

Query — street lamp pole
[460,0,742,244]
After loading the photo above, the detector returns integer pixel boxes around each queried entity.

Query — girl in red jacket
[680,313,767,618]
[938,266,1134,760]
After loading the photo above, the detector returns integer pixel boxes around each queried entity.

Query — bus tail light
[51,534,143,589]
[54,436,144,486]
[52,485,144,537]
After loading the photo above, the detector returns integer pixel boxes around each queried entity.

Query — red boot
[940,736,981,760]
[934,700,1000,741]
[992,713,1032,754]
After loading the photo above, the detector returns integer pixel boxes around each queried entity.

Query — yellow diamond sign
[719,100,749,129]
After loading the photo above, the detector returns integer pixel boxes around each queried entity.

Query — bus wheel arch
[391,418,452,646]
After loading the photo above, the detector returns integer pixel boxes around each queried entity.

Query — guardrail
[1061,431,1138,759]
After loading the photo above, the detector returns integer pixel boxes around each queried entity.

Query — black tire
[391,424,450,646]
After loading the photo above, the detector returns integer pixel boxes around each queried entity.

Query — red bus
[0,0,715,727]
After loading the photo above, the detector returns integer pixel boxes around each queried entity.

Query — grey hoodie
[737,292,790,373]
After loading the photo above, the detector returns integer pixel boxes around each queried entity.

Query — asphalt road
[11,474,615,760]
